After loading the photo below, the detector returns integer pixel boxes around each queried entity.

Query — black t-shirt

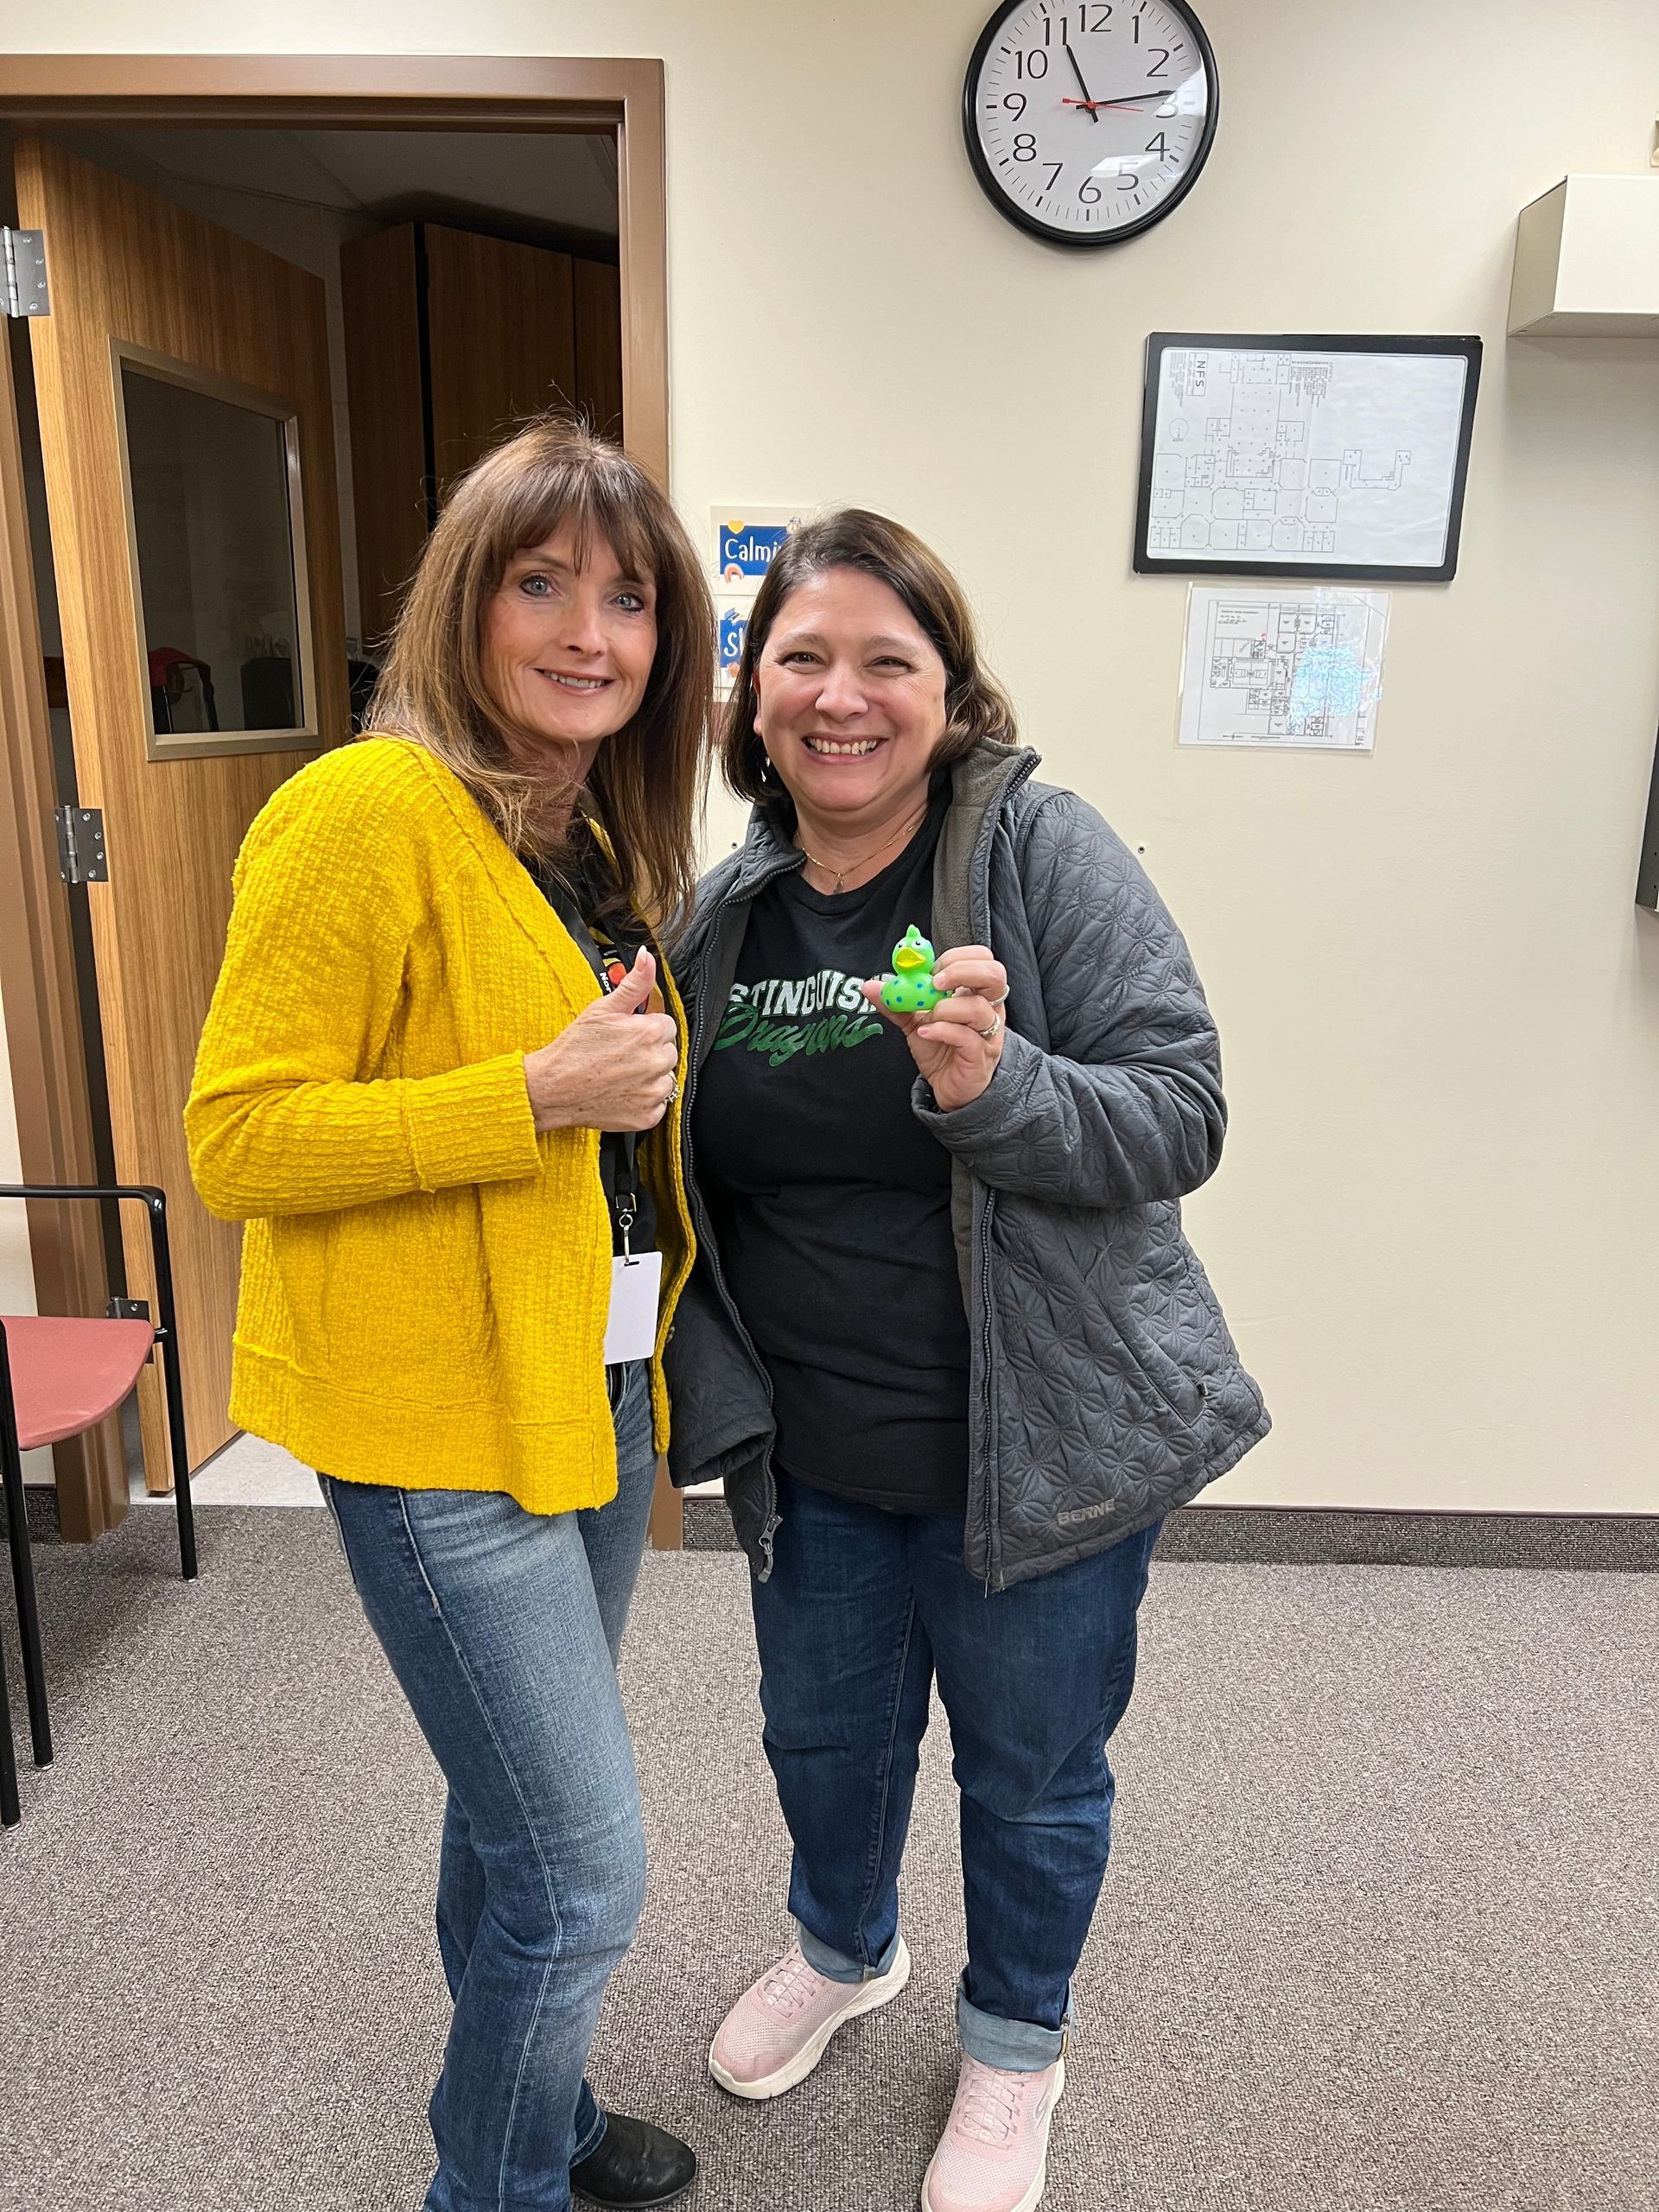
[532,838,658,1259]
[693,794,969,1513]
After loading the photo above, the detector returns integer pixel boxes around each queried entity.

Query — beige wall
[4,1,1658,1513]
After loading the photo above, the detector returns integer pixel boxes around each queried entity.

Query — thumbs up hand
[524,949,681,1133]
[597,946,662,1018]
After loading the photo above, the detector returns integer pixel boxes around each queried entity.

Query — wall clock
[963,0,1218,247]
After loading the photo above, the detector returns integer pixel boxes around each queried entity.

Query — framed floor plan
[1134,333,1482,582]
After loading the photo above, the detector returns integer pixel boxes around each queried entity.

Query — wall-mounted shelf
[1509,175,1659,338]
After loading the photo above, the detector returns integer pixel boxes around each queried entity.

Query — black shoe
[570,2113,697,2209]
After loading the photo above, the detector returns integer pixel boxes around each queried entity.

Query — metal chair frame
[0,1183,197,1828]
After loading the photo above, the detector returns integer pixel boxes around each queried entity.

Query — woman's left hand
[861,945,1009,1113]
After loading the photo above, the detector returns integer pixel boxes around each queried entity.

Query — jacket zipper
[680,868,790,1572]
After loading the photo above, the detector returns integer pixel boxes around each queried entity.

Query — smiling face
[753,567,948,834]
[480,520,658,772]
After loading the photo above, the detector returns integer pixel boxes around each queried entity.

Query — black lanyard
[571,926,641,1254]
[531,852,655,1255]
[599,1124,640,1256]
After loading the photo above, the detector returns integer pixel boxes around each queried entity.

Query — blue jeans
[322,1362,657,2212]
[752,1474,1161,2072]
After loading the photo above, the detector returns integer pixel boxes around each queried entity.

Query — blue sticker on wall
[719,520,791,581]
[718,606,750,671]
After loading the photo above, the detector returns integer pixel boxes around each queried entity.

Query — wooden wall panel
[573,258,624,442]
[424,225,577,493]
[340,224,427,654]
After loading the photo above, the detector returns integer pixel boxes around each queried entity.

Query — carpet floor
[1,1506,1655,2212]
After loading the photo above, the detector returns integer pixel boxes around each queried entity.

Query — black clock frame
[961,0,1220,249]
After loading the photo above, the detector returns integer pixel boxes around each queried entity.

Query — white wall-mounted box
[1509,174,1659,337]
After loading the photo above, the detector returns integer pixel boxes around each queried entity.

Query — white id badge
[603,1249,663,1366]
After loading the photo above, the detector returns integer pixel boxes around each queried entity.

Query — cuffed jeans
[752,1473,1161,2072]
[322,1361,657,2212]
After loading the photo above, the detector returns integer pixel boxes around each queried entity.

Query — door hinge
[1,227,49,319]
[55,805,108,886]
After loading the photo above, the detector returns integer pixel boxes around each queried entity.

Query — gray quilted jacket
[665,736,1269,1589]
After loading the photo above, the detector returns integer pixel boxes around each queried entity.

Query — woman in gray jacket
[667,510,1267,2212]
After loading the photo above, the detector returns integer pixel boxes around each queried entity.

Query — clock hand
[1060,36,1101,124]
[1061,86,1175,111]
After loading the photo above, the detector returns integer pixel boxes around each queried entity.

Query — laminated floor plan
[1178,588,1390,752]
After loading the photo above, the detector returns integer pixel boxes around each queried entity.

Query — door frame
[0,54,675,1543]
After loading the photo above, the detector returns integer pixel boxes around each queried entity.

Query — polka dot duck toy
[878,925,947,1015]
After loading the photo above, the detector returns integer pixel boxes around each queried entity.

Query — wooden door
[15,136,349,1486]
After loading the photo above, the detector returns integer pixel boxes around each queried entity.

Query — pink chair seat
[0,1315,156,1448]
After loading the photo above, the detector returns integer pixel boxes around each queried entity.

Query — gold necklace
[795,804,928,895]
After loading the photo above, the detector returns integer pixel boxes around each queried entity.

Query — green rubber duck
[878,925,946,1015]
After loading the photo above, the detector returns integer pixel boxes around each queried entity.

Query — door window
[114,344,318,757]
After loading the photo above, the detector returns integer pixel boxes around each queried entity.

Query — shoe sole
[709,1938,912,2101]
[571,2177,695,2211]
[918,2057,1065,2212]
[572,2177,695,2211]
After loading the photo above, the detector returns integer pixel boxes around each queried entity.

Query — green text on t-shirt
[715,970,886,1069]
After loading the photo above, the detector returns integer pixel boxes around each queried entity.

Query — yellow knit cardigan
[185,736,695,1513]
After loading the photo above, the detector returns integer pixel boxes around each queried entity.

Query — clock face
[963,0,1218,246]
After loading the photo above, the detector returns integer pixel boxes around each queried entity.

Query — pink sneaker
[921,2054,1067,2212]
[708,1937,912,2099]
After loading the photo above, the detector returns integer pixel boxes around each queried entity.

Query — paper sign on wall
[711,507,804,588]
[1178,587,1389,753]
[709,505,806,696]
[716,604,752,690]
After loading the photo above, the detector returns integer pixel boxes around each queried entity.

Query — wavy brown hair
[720,508,1017,808]
[367,416,714,926]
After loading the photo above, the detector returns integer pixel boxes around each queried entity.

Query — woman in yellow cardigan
[187,420,710,2212]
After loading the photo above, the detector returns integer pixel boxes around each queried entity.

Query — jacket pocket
[318,1186,493,1402]
[1112,1301,1210,1437]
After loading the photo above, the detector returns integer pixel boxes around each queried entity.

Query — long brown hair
[368,416,714,925]
[720,508,1017,808]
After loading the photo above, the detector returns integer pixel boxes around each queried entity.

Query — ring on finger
[664,1076,680,1103]
[976,1013,1004,1040]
